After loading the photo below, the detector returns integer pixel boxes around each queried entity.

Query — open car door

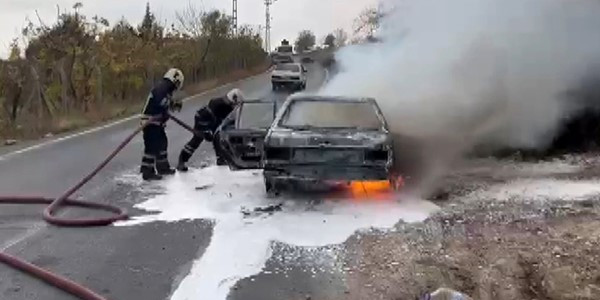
[216,99,278,170]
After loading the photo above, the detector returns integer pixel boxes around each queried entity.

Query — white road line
[0,70,271,162]
[0,223,44,252]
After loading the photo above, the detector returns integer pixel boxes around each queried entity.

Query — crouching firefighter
[176,88,245,172]
[140,68,185,181]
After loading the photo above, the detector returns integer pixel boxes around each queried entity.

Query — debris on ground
[44,133,54,138]
[195,184,214,191]
[4,139,17,146]
[241,203,283,217]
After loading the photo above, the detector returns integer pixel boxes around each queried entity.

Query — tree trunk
[26,59,51,119]
[9,85,22,123]
[57,58,73,112]
[96,65,103,104]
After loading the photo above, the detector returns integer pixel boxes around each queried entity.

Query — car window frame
[234,100,278,130]
[275,98,386,131]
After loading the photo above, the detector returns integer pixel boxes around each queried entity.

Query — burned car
[215,99,278,170]
[262,95,395,193]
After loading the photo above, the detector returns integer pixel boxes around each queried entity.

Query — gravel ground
[336,154,600,300]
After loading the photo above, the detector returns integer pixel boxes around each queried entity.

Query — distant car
[215,99,279,170]
[272,54,294,64]
[271,63,307,91]
[262,95,395,193]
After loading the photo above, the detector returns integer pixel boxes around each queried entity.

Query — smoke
[319,0,600,195]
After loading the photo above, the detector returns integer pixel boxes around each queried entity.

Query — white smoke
[320,0,600,194]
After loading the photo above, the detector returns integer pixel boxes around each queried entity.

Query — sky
[0,0,377,57]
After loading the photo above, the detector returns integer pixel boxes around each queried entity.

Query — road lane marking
[0,223,45,252]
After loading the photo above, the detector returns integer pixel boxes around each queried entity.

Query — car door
[217,100,278,170]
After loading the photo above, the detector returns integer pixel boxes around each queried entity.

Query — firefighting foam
[117,166,438,300]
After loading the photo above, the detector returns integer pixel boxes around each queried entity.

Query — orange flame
[346,178,403,201]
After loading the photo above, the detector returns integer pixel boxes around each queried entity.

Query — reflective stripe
[141,114,158,120]
[143,154,155,159]
[141,162,154,168]
[159,151,168,155]
[156,159,168,164]
[183,147,194,155]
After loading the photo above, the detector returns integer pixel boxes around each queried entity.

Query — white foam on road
[468,178,600,202]
[117,166,438,300]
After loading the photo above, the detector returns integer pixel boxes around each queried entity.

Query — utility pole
[232,0,238,34]
[264,0,277,52]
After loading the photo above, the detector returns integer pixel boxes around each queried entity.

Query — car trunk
[265,130,391,167]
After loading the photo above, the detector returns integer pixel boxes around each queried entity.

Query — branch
[200,37,212,63]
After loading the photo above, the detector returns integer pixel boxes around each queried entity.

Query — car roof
[277,62,300,67]
[285,95,376,103]
[240,98,275,104]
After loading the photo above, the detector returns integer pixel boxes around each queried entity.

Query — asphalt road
[0,62,327,300]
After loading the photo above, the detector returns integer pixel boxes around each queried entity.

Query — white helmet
[226,88,245,104]
[164,68,184,90]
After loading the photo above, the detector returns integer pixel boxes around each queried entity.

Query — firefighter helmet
[226,88,245,104]
[164,68,185,90]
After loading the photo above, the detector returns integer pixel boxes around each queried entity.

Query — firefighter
[140,68,184,181]
[176,88,245,172]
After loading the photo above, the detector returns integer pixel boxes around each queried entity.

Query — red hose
[0,116,197,300]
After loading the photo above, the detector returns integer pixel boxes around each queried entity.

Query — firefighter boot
[156,149,176,175]
[143,172,163,181]
[176,161,189,172]
[156,160,176,175]
[216,156,227,166]
[157,164,176,175]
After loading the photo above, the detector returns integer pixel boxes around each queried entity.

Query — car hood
[272,70,300,77]
[266,128,391,148]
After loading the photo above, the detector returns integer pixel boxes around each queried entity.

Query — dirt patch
[337,156,600,300]
[340,201,600,300]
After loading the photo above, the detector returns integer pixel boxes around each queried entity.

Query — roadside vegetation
[0,2,267,141]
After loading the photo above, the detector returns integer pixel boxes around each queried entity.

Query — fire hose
[0,114,199,300]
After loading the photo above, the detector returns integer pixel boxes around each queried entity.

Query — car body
[271,54,294,64]
[215,99,279,170]
[271,63,307,91]
[301,56,314,64]
[262,95,395,192]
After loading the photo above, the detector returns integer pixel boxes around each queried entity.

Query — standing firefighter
[177,88,245,172]
[140,68,184,181]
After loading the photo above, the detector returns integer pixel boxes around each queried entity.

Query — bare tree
[176,1,205,38]
[353,7,383,40]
